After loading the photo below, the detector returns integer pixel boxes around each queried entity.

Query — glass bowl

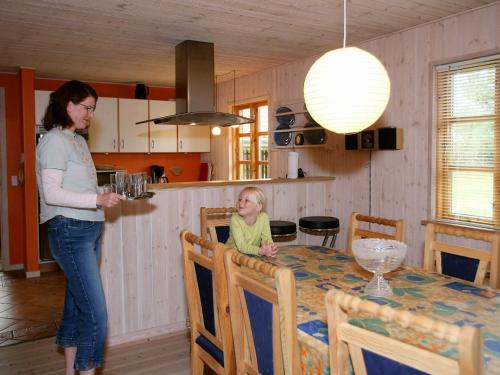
[352,238,407,297]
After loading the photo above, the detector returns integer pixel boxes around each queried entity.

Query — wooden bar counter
[101,177,335,345]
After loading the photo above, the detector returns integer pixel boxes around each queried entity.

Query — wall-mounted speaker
[360,130,377,150]
[345,134,358,150]
[378,127,403,150]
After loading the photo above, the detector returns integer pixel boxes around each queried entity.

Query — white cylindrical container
[287,152,299,179]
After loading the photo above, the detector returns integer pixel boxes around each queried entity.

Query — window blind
[435,55,499,227]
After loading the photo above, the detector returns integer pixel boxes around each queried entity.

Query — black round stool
[270,220,297,242]
[299,216,340,247]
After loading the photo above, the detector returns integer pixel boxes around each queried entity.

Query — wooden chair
[224,248,300,375]
[326,290,483,375]
[200,207,237,254]
[347,212,405,253]
[180,230,235,375]
[422,220,500,288]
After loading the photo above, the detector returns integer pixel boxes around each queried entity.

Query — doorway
[0,87,8,270]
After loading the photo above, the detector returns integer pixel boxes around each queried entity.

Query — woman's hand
[96,193,125,208]
[259,243,279,258]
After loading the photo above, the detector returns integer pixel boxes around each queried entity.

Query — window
[435,55,499,227]
[233,101,270,180]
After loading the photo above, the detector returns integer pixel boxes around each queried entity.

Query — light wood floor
[0,330,191,374]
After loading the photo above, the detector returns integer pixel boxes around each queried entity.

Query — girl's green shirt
[226,212,273,255]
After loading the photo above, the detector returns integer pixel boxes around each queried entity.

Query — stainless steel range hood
[137,40,254,127]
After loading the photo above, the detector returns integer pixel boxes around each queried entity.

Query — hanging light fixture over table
[303,0,390,134]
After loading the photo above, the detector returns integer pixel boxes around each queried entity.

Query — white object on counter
[287,152,299,179]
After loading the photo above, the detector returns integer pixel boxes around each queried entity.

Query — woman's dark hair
[42,80,98,131]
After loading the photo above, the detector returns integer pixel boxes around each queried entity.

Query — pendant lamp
[303,0,390,134]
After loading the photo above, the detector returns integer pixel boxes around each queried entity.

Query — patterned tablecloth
[262,245,500,375]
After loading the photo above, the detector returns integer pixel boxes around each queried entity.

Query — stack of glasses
[107,172,151,200]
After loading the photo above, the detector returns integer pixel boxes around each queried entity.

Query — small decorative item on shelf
[272,101,330,149]
[274,123,292,146]
[303,122,326,145]
[276,106,295,127]
[294,133,304,146]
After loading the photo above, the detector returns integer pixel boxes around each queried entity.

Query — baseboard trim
[1,263,24,271]
[40,261,61,273]
[107,322,187,347]
[25,270,41,278]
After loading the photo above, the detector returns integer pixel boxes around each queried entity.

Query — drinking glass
[109,174,117,193]
[124,174,137,199]
[115,172,127,197]
[130,173,143,197]
[102,184,112,193]
[140,172,148,195]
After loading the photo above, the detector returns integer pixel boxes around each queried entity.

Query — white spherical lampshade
[304,47,391,134]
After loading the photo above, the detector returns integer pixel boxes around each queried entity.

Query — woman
[36,80,123,374]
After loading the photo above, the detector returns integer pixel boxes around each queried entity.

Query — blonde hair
[240,186,267,212]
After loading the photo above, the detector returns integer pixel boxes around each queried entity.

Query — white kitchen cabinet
[148,100,177,152]
[35,90,51,125]
[88,97,118,152]
[118,98,149,152]
[178,125,211,152]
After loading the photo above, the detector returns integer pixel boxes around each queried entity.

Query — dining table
[261,245,500,375]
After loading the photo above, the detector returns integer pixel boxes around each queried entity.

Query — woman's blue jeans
[48,216,107,371]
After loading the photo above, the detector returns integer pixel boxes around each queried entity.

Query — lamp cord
[215,74,218,112]
[343,0,346,48]
[369,150,372,216]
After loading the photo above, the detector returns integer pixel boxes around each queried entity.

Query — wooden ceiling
[0,0,496,86]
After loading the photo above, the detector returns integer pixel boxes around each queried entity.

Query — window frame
[432,54,500,228]
[232,100,270,180]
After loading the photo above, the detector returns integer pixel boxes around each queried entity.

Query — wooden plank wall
[206,3,500,266]
[100,179,335,345]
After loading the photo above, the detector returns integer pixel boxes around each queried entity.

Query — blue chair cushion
[363,350,428,375]
[441,252,479,282]
[244,290,274,375]
[194,263,216,336]
[216,225,230,243]
[195,334,224,366]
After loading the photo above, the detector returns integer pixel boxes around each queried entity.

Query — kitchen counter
[149,176,335,189]
[100,176,337,346]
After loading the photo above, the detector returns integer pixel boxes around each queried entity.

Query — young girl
[226,187,278,257]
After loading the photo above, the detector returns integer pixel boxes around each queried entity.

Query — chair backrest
[180,230,235,375]
[326,290,483,375]
[224,248,300,375]
[200,207,237,253]
[422,220,500,288]
[347,212,405,253]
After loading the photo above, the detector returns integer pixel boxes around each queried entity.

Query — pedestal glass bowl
[352,238,407,297]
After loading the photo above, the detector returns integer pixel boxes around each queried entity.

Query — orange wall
[1,75,200,268]
[91,153,201,182]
